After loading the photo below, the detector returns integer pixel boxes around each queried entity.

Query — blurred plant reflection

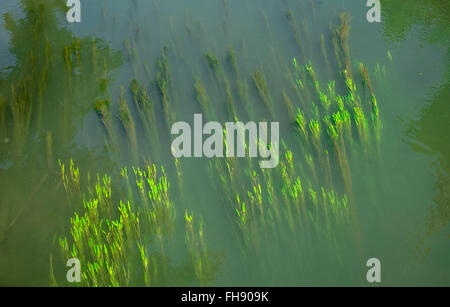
[382,0,450,257]
[0,0,121,285]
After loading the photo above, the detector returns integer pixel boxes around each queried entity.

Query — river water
[0,0,448,286]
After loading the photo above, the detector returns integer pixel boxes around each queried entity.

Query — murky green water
[0,0,448,286]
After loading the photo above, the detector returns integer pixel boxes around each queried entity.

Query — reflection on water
[381,0,450,46]
[0,0,121,285]
[382,0,449,262]
[0,0,448,285]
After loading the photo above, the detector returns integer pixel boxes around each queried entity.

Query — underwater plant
[130,79,158,150]
[54,160,219,286]
[156,46,174,131]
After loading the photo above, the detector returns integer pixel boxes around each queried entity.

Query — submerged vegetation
[53,3,383,284]
[5,0,446,287]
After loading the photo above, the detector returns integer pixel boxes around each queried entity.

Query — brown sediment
[194,79,214,120]
[156,47,174,132]
[330,12,352,78]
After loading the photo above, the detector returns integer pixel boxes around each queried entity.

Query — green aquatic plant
[185,210,220,286]
[225,79,238,121]
[252,70,275,118]
[59,197,142,286]
[0,96,7,140]
[292,58,312,109]
[91,38,98,73]
[286,37,382,205]
[285,10,305,62]
[319,91,332,113]
[205,53,220,76]
[359,63,374,96]
[118,87,138,162]
[352,106,369,151]
[156,46,174,131]
[10,83,33,156]
[285,63,306,109]
[204,52,225,93]
[331,12,352,77]
[174,158,184,198]
[194,80,214,120]
[320,33,333,79]
[304,62,321,99]
[282,90,296,122]
[130,79,158,150]
[133,164,176,236]
[308,119,321,150]
[5,2,395,286]
[235,194,248,237]
[326,114,352,198]
[0,0,121,163]
[387,50,393,62]
[94,97,116,150]
[343,69,357,106]
[46,131,53,170]
[295,108,309,141]
[233,175,267,249]
[59,158,80,200]
[327,81,336,102]
[228,144,352,264]
[359,63,382,153]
